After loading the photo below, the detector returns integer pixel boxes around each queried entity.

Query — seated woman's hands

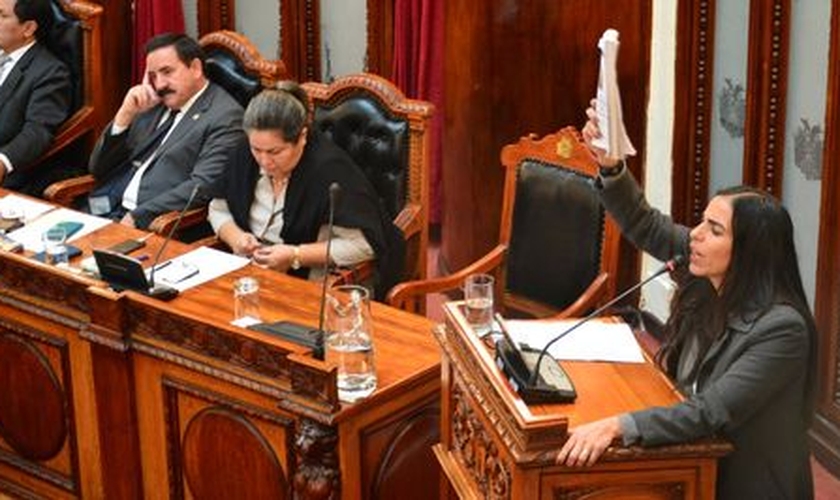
[252,243,295,271]
[232,232,262,257]
[556,416,622,467]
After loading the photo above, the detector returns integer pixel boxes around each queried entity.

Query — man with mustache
[86,33,243,228]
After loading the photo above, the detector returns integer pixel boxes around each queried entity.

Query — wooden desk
[434,302,730,499]
[0,198,441,499]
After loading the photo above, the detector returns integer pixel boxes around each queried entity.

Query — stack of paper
[504,318,645,363]
[592,29,636,161]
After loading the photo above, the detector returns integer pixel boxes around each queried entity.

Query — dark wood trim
[196,0,235,35]
[811,0,840,478]
[280,0,321,81]
[366,0,394,76]
[741,0,790,195]
[671,0,715,225]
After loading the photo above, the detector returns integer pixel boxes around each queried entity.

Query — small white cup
[464,273,494,335]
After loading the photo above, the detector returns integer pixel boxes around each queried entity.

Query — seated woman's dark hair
[242,82,311,143]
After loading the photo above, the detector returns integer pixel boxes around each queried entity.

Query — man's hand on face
[113,72,161,129]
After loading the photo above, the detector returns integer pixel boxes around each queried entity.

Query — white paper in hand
[592,29,636,161]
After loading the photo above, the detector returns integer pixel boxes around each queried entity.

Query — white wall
[320,0,367,80]
[639,0,678,322]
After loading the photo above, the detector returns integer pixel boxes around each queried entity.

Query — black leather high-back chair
[200,30,287,108]
[302,74,434,283]
[26,0,102,192]
[388,126,621,318]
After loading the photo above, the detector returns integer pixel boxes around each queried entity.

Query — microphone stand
[527,255,685,387]
[146,184,201,297]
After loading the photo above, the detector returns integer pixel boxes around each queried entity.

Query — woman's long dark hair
[657,186,818,420]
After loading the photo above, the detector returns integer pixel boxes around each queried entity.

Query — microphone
[145,183,202,298]
[93,183,201,301]
[495,255,685,404]
[247,182,341,360]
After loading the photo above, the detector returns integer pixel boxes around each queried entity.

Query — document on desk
[591,28,636,161]
[152,246,249,292]
[0,194,55,222]
[504,318,645,363]
[7,207,111,251]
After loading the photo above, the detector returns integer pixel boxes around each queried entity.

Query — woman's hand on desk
[232,232,262,257]
[252,244,295,271]
[556,416,621,467]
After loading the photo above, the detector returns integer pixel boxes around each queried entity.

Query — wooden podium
[434,302,731,499]
[0,193,441,499]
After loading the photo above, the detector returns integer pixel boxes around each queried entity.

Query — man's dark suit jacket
[88,82,244,228]
[0,42,72,194]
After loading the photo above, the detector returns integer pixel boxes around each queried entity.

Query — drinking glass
[233,276,261,324]
[42,227,69,267]
[324,285,377,403]
[464,273,494,336]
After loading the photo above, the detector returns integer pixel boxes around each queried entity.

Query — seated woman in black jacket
[209,83,404,298]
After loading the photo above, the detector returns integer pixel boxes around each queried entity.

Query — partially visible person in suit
[208,84,405,299]
[556,102,817,500]
[87,32,243,229]
[0,0,73,195]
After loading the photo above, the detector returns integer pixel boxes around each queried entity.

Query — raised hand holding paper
[592,29,636,161]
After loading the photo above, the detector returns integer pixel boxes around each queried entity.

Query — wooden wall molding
[741,0,790,194]
[812,0,840,478]
[672,0,715,224]
[281,0,321,80]
[366,0,394,76]
[673,0,790,222]
[196,0,235,33]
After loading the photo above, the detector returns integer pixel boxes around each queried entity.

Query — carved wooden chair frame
[388,126,621,317]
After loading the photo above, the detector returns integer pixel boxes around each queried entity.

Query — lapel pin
[192,113,200,121]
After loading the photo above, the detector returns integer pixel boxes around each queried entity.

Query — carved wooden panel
[0,321,77,495]
[163,378,293,499]
[812,0,840,478]
[293,418,339,499]
[361,394,440,499]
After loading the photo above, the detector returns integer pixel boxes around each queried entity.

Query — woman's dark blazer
[598,169,813,500]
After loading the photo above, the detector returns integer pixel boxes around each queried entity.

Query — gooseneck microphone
[526,255,686,387]
[314,182,341,359]
[146,183,202,298]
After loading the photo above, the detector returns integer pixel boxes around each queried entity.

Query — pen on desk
[137,254,150,261]
[154,260,172,271]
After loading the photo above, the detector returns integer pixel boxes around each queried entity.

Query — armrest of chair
[386,245,508,314]
[148,206,209,237]
[188,235,229,252]
[35,107,95,167]
[43,173,95,206]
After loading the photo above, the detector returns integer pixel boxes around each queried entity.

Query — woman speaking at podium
[207,83,403,298]
[556,104,817,500]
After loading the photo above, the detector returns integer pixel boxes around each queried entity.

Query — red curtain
[392,0,444,224]
[132,0,186,82]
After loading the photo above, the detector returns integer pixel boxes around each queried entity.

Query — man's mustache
[156,87,175,98]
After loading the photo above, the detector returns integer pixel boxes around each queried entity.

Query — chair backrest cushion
[45,0,83,111]
[203,47,263,108]
[310,95,408,220]
[506,160,603,310]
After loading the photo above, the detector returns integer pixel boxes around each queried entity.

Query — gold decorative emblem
[556,137,573,159]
